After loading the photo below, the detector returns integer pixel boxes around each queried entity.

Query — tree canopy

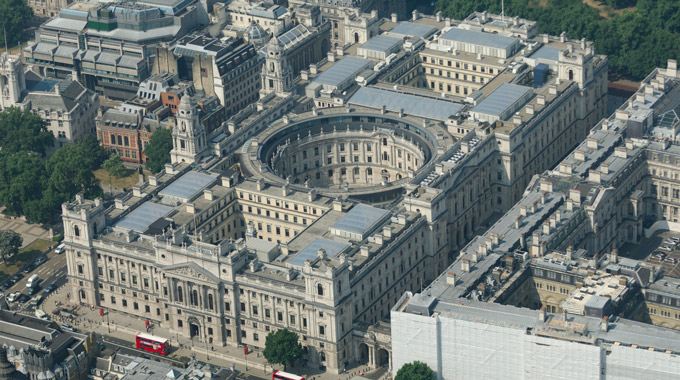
[102,153,127,178]
[263,329,304,371]
[0,130,105,223]
[0,230,22,263]
[395,361,436,380]
[0,151,47,222]
[144,128,173,173]
[0,0,32,48]
[436,0,680,80]
[0,107,55,157]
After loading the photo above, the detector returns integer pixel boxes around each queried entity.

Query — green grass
[0,238,52,279]
[94,168,148,191]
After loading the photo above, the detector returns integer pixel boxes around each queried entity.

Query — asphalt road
[4,248,67,313]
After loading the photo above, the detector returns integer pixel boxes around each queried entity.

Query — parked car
[27,285,41,296]
[665,257,678,264]
[10,273,23,283]
[54,243,65,254]
[30,295,43,307]
[6,292,19,303]
[17,294,30,304]
[43,284,56,295]
[659,246,672,252]
[652,252,666,261]
[34,256,47,266]
[22,264,35,274]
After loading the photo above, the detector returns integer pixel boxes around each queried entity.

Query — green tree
[263,329,304,371]
[0,230,22,263]
[144,128,173,173]
[0,151,46,222]
[0,0,32,48]
[395,361,436,380]
[41,143,103,222]
[0,107,55,156]
[102,153,127,178]
[78,134,109,170]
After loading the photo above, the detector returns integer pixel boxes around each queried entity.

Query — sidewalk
[41,289,390,380]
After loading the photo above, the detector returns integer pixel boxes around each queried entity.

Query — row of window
[422,56,499,74]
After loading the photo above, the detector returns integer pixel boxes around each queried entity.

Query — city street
[4,247,67,314]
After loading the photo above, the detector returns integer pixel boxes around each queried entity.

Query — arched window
[124,136,129,146]
[317,283,324,296]
[74,225,80,237]
[208,294,214,310]
[192,290,198,306]
[382,138,387,146]
[568,70,574,81]
[117,135,122,145]
[177,286,183,303]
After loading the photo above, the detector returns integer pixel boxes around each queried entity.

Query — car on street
[22,264,35,274]
[17,293,30,304]
[34,256,47,266]
[0,282,11,291]
[43,283,56,295]
[6,292,19,303]
[27,285,40,296]
[54,243,65,254]
[10,273,23,283]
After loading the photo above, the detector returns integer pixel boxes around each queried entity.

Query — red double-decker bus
[135,333,168,355]
[272,370,305,380]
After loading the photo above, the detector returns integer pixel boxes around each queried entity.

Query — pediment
[163,262,219,283]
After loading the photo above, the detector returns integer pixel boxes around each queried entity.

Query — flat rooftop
[349,86,463,122]
[288,237,350,266]
[330,203,389,241]
[530,45,561,62]
[387,21,437,38]
[359,35,402,53]
[115,202,174,233]
[440,28,519,49]
[312,56,372,87]
[472,82,533,118]
[159,171,218,202]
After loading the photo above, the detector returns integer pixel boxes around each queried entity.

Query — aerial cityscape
[0,0,678,379]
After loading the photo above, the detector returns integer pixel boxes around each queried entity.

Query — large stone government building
[391,61,680,379]
[62,11,609,374]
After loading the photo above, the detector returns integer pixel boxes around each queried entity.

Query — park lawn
[0,238,52,279]
[94,168,146,190]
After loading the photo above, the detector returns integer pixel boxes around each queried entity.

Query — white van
[26,274,40,289]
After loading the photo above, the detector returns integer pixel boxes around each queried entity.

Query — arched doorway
[188,317,200,339]
[377,348,389,367]
[358,343,369,364]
